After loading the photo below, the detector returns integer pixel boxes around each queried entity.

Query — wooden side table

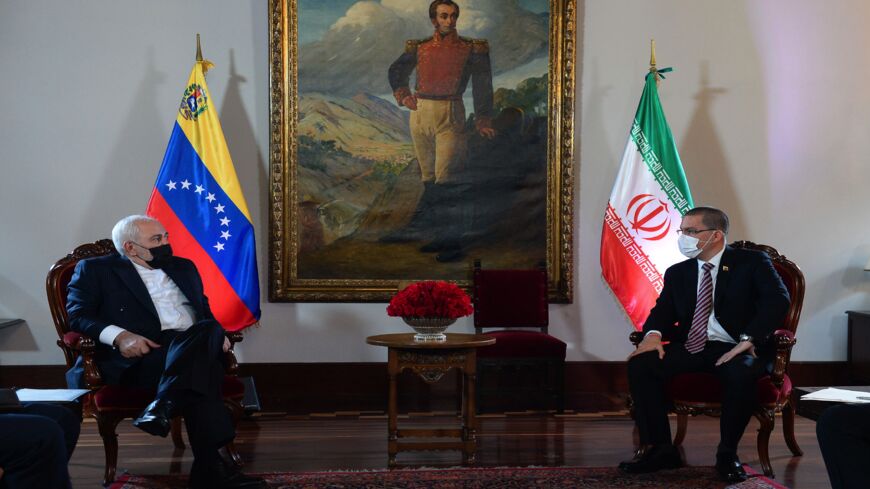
[366,333,495,465]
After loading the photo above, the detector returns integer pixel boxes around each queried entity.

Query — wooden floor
[69,412,831,488]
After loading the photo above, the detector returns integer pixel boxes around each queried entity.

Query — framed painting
[268,0,576,302]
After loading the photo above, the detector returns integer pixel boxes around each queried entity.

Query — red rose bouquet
[386,280,473,319]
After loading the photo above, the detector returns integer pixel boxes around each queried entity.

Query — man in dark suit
[66,215,264,489]
[0,403,80,489]
[816,403,870,489]
[619,207,790,483]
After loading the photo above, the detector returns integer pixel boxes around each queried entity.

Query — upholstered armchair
[46,239,246,485]
[628,240,804,477]
[473,260,566,413]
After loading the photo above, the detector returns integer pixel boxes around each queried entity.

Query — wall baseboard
[1,361,851,414]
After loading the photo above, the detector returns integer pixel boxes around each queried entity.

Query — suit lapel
[714,246,733,311]
[684,259,699,315]
[111,256,159,319]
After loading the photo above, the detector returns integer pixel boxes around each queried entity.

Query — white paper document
[15,388,89,403]
[800,387,870,403]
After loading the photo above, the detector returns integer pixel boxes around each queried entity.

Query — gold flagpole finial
[649,39,657,73]
[196,33,203,62]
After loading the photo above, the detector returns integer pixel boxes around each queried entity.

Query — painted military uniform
[388,30,494,183]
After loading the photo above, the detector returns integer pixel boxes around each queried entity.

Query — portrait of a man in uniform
[383,0,497,263]
[292,0,551,280]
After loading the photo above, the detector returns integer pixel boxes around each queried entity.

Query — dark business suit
[0,403,80,489]
[817,403,870,489]
[628,246,790,457]
[65,254,234,466]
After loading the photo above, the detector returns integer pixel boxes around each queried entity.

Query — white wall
[2,0,868,366]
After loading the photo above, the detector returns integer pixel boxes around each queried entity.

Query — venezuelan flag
[146,58,260,331]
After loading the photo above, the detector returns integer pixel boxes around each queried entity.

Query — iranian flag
[601,70,694,329]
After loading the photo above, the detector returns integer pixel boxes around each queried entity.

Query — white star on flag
[214,203,225,214]
[194,185,205,195]
[220,217,231,227]
[220,230,232,240]
[213,242,225,252]
[180,179,192,190]
[206,193,216,203]
[166,180,177,190]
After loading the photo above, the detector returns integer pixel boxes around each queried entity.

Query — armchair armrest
[223,331,244,376]
[60,332,105,390]
[769,329,796,389]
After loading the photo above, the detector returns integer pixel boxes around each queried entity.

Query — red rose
[386,280,474,319]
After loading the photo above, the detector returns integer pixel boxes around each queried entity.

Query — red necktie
[685,262,714,354]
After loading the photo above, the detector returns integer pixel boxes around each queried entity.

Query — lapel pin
[722,265,729,272]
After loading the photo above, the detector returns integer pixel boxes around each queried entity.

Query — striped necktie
[685,262,715,354]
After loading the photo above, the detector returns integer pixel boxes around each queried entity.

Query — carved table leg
[387,348,398,466]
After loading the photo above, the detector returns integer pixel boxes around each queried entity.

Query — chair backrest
[731,240,805,336]
[473,259,548,334]
[46,239,117,367]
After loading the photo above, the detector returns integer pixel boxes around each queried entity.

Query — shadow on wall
[78,46,167,245]
[679,61,750,239]
[0,274,42,352]
[0,322,38,353]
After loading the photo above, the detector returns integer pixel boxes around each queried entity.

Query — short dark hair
[429,0,460,20]
[685,206,730,235]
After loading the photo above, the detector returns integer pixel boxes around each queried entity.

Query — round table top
[366,333,495,349]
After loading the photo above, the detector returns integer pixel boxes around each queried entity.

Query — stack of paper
[800,387,870,403]
[15,389,89,403]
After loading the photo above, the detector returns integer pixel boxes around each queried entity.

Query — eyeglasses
[676,228,716,236]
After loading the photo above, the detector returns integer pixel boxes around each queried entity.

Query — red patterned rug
[108,465,789,489]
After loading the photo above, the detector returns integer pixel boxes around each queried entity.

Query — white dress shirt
[98,261,196,346]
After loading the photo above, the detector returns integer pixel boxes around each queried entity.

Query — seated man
[620,207,790,483]
[817,403,870,489]
[66,215,264,489]
[0,402,80,489]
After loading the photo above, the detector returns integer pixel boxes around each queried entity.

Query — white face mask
[678,233,713,258]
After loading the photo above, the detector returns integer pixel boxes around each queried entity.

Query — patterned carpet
[108,465,789,489]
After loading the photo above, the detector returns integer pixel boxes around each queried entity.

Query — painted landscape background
[294,0,551,280]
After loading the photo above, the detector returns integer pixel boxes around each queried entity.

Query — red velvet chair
[628,241,804,477]
[473,260,566,412]
[46,239,246,485]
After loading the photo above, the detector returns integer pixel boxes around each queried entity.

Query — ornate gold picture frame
[268,0,575,302]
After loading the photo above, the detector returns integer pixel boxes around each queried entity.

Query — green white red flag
[601,70,694,329]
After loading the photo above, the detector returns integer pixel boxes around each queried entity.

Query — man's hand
[628,333,665,360]
[114,331,160,358]
[715,340,756,366]
[402,95,418,111]
[477,126,497,139]
[223,336,231,353]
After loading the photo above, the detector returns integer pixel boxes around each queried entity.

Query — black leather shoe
[715,455,748,483]
[189,459,267,489]
[132,399,173,438]
[619,444,684,473]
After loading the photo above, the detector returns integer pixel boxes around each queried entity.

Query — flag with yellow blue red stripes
[146,58,260,331]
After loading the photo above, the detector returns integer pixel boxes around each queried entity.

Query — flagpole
[196,33,203,62]
[649,39,659,86]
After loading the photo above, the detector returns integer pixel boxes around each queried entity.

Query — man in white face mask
[619,207,791,483]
